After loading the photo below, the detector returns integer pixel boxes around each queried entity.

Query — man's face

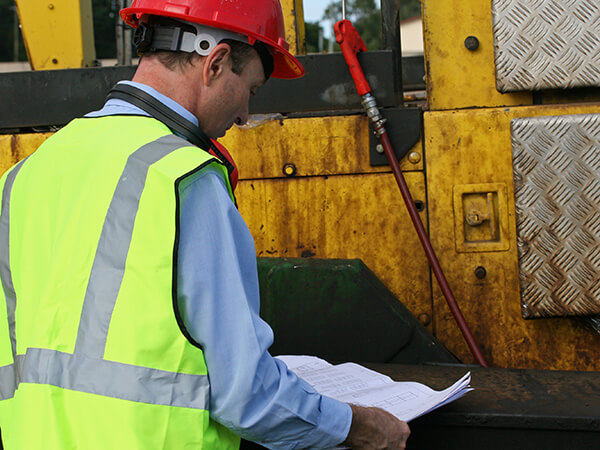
[203,51,266,139]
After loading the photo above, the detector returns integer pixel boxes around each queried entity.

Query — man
[0,0,410,448]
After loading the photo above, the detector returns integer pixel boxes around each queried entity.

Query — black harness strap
[106,84,236,182]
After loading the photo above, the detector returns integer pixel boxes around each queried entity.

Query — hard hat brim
[270,49,305,79]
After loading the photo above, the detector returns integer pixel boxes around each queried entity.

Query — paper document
[276,355,472,422]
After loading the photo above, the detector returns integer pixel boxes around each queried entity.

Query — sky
[302,0,335,39]
[303,0,329,22]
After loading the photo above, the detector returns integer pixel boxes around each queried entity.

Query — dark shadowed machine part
[257,257,456,364]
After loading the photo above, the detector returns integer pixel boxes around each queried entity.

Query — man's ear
[202,43,232,86]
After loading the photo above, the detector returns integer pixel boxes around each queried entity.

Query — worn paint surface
[280,0,306,55]
[236,173,432,324]
[421,0,531,110]
[0,133,53,175]
[221,115,422,180]
[15,0,95,70]
[425,103,600,370]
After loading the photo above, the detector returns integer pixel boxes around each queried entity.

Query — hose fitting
[362,93,387,136]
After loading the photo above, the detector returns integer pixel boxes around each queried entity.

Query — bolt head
[408,151,421,164]
[475,266,487,279]
[418,313,432,327]
[282,163,297,177]
[465,35,480,51]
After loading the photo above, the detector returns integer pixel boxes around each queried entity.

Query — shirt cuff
[311,396,353,449]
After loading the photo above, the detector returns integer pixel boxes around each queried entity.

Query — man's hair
[144,39,258,75]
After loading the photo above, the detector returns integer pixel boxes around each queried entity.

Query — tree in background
[305,21,331,53]
[398,0,422,20]
[318,0,421,51]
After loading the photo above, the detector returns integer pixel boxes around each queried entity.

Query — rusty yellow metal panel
[221,115,422,180]
[15,0,96,70]
[421,0,531,111]
[280,0,306,55]
[425,103,600,370]
[0,133,53,175]
[236,172,432,325]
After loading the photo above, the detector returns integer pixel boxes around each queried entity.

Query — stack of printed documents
[276,355,473,422]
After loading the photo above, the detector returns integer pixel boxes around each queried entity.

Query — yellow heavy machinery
[2,0,600,447]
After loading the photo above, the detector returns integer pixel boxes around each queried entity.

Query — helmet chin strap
[133,18,273,79]
[133,19,248,56]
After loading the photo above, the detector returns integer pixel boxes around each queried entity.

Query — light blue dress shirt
[87,81,352,449]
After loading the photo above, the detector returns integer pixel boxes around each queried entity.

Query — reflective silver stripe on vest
[0,158,28,400]
[0,159,27,358]
[16,348,209,409]
[1,134,211,409]
[75,133,190,358]
[0,363,16,400]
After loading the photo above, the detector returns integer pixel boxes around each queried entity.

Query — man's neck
[132,56,203,122]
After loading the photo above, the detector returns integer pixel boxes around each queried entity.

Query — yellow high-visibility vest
[0,115,240,449]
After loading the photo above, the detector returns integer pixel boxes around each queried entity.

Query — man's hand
[342,404,411,449]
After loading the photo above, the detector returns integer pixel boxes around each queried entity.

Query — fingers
[390,419,411,449]
[342,405,411,449]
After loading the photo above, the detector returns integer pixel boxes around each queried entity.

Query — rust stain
[10,135,18,162]
[575,347,592,367]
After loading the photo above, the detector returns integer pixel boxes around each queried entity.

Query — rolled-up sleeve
[176,167,352,449]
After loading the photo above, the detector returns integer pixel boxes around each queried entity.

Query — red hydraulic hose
[335,20,489,367]
[378,131,488,367]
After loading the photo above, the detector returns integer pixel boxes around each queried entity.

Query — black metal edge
[369,107,422,166]
[249,51,398,113]
[0,53,426,132]
[0,66,136,131]
[402,55,426,91]
[412,412,600,432]
[368,363,600,432]
[381,0,403,104]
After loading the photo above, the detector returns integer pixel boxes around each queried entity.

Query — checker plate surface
[512,113,600,318]
[492,0,600,92]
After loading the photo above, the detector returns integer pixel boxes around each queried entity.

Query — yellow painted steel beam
[280,0,306,55]
[221,114,422,180]
[15,0,96,70]
[424,103,600,370]
[421,0,531,111]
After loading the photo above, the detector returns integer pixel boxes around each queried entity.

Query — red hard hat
[121,0,305,79]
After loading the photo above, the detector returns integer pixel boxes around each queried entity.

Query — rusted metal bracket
[369,107,422,166]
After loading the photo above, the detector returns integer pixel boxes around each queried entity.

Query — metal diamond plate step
[512,113,600,318]
[492,0,600,92]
